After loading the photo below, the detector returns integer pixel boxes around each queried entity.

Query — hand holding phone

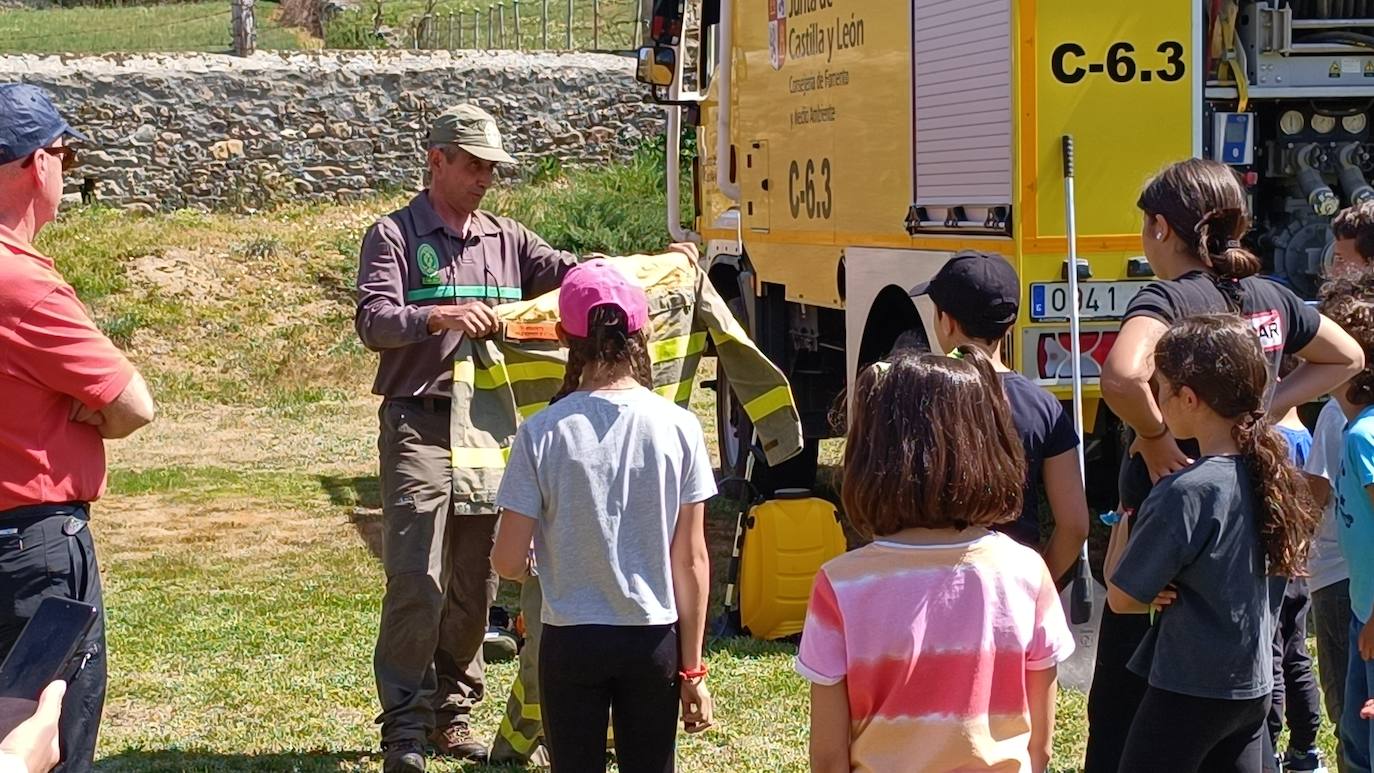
[0,597,97,737]
[0,681,65,773]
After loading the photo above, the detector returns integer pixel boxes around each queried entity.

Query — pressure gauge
[1313,114,1338,134]
[1280,110,1306,135]
[1345,114,1369,134]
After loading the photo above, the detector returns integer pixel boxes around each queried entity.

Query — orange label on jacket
[505,321,559,341]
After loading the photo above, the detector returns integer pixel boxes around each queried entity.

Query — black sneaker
[382,740,426,773]
[1282,749,1329,773]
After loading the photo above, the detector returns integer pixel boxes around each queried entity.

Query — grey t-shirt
[1112,455,1279,700]
[496,387,718,627]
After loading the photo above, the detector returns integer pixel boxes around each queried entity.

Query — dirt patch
[129,248,233,301]
[96,494,362,564]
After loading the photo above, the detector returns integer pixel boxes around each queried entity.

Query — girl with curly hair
[1105,314,1321,773]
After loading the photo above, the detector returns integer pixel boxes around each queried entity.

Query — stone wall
[0,50,665,211]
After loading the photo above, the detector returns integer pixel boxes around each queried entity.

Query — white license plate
[1029,281,1150,321]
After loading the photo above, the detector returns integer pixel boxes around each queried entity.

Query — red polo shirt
[0,230,133,512]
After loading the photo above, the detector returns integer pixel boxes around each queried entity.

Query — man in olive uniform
[355,104,578,773]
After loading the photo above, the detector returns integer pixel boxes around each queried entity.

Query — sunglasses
[23,145,79,172]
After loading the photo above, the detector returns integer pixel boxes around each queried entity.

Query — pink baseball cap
[558,259,650,338]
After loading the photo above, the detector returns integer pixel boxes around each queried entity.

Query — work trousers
[0,504,106,773]
[490,574,550,765]
[373,397,499,746]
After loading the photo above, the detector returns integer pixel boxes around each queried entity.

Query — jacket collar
[411,191,496,239]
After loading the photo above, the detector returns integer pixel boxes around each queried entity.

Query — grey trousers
[1314,579,1352,773]
[373,398,499,746]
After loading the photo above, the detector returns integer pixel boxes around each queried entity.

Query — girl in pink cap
[490,259,716,771]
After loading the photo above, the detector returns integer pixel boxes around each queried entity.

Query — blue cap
[0,83,88,165]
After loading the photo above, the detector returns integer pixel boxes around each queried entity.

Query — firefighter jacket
[447,252,803,513]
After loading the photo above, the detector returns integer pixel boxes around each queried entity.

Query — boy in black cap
[910,251,1089,581]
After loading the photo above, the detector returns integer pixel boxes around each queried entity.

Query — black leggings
[539,623,680,773]
[1084,605,1152,772]
[1119,686,1271,773]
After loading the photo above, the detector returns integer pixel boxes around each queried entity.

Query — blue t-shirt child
[1336,404,1374,625]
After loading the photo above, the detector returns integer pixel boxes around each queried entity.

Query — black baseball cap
[0,84,87,166]
[908,251,1020,330]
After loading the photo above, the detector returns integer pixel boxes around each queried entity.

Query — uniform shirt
[795,531,1074,773]
[496,387,717,627]
[998,371,1079,548]
[1335,404,1374,623]
[1117,271,1321,510]
[354,191,577,398]
[1305,399,1351,593]
[1113,456,1278,700]
[0,231,134,512]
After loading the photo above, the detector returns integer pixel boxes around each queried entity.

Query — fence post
[498,3,505,47]
[565,0,572,48]
[447,12,454,48]
[474,9,480,47]
[513,0,520,49]
[592,0,598,49]
[456,12,462,48]
[541,0,548,48]
[487,5,494,47]
[231,0,256,56]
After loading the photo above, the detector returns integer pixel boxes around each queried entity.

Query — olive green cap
[427,103,517,164]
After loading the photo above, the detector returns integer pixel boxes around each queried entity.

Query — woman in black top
[1083,158,1363,772]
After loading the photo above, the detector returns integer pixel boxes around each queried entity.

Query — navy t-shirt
[1117,271,1321,510]
[997,372,1080,548]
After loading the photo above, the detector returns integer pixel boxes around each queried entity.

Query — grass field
[0,1,310,55]
[28,154,1342,770]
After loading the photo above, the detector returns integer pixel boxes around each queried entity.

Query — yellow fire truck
[635,0,1374,502]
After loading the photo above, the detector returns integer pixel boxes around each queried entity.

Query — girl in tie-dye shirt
[797,346,1075,773]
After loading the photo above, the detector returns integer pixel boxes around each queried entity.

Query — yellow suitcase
[738,490,847,641]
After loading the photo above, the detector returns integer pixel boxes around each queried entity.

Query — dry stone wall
[0,50,665,211]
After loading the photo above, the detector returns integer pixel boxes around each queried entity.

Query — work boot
[430,723,489,762]
[382,740,426,773]
[1283,749,1330,773]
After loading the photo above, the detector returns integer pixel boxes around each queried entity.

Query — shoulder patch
[417,243,442,286]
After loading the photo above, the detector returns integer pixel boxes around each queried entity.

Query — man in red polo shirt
[0,84,156,771]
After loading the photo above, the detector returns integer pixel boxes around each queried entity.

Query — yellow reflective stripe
[653,377,694,404]
[518,401,549,419]
[511,672,542,721]
[452,446,511,468]
[743,385,792,421]
[497,715,539,754]
[473,360,564,390]
[649,331,708,364]
[454,360,476,385]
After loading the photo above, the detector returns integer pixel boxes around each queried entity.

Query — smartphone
[0,597,98,701]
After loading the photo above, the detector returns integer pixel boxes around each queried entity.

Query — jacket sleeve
[355,218,432,351]
[695,264,805,467]
[516,223,578,299]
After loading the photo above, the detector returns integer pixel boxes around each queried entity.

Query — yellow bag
[738,491,847,641]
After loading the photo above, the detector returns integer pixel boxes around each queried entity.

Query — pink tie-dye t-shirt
[795,530,1075,773]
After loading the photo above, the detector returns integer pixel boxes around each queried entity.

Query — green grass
[323,0,637,51]
[0,1,309,54]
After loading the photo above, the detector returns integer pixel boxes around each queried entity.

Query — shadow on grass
[95,749,375,772]
[317,474,384,561]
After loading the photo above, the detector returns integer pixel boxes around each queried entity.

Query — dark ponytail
[1139,159,1263,286]
[550,305,654,404]
[1154,315,1320,577]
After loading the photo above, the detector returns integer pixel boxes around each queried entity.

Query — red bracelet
[679,663,709,681]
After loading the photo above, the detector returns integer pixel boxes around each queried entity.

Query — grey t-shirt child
[496,387,718,628]
[1111,455,1280,700]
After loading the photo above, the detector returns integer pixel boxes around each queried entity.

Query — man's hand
[1129,432,1193,483]
[427,302,502,338]
[68,399,104,428]
[667,242,700,262]
[0,681,64,773]
[1360,617,1374,661]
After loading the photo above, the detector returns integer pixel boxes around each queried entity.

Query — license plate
[1029,281,1149,321]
